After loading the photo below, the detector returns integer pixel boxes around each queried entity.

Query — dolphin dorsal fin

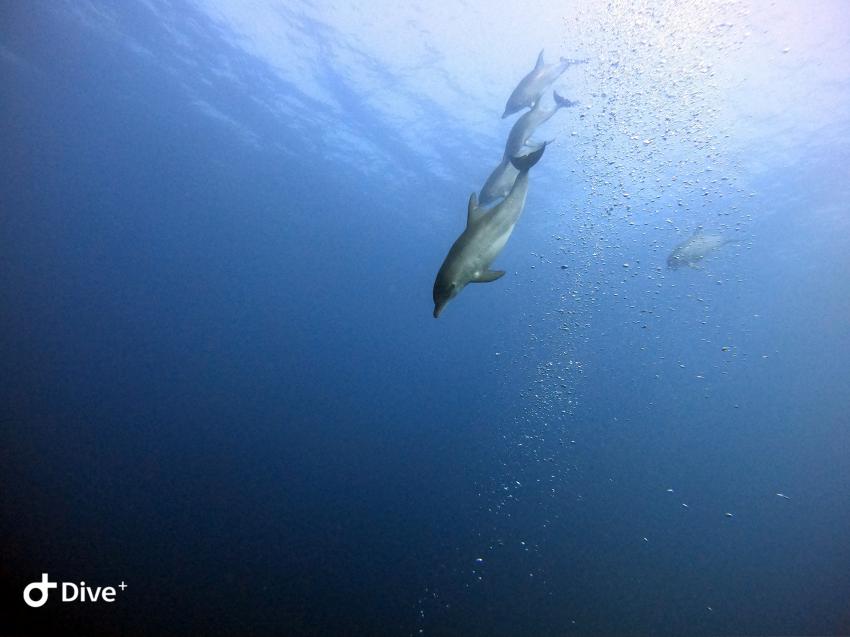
[535,49,545,70]
[467,192,480,226]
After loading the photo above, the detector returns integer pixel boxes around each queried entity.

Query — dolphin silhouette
[502,49,587,118]
[433,145,546,318]
[667,229,741,269]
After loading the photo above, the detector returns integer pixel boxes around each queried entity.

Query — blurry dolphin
[667,229,740,269]
[433,144,546,318]
[502,50,587,118]
[505,91,577,158]
[480,91,577,205]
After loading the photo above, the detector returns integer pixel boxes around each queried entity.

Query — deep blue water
[2,2,849,636]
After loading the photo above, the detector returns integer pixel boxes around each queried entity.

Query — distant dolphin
[433,144,547,318]
[480,91,577,205]
[502,49,587,119]
[667,229,740,269]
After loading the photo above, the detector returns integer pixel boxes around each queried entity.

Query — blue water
[2,1,849,636]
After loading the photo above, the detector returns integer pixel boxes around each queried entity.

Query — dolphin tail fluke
[553,91,578,109]
[510,143,546,173]
[560,57,589,67]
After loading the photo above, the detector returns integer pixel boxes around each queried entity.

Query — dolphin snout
[433,302,446,318]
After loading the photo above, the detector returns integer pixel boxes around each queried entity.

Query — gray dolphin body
[433,145,546,318]
[502,49,587,118]
[480,91,577,205]
[667,230,740,269]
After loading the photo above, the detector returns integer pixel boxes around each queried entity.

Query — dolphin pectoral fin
[472,270,505,283]
[522,139,554,153]
[535,49,545,70]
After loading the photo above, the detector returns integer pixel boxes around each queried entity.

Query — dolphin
[667,229,740,269]
[480,91,577,205]
[502,49,587,119]
[478,158,519,209]
[433,144,546,318]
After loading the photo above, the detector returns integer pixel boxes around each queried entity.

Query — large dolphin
[502,49,587,118]
[667,229,740,269]
[480,91,577,205]
[433,144,546,318]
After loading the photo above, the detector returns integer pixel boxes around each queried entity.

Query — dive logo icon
[23,573,57,608]
[22,573,126,607]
